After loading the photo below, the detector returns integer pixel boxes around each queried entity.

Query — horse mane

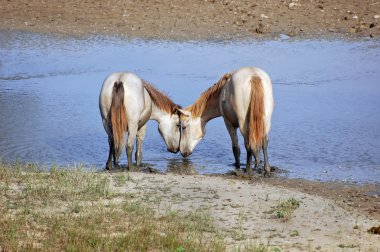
[143,81,180,115]
[188,73,231,117]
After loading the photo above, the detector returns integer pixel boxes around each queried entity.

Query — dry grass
[0,162,228,251]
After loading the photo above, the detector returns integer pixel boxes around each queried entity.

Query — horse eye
[182,126,187,130]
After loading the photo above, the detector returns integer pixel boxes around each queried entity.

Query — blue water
[0,31,379,183]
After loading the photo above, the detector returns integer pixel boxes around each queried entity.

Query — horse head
[177,108,205,157]
[157,106,182,153]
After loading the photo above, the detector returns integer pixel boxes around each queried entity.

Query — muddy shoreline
[1,0,379,40]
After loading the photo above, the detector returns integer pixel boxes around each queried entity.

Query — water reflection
[166,159,197,175]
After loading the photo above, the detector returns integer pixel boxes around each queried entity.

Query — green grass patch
[338,243,358,249]
[265,198,300,222]
[237,242,281,252]
[289,230,299,237]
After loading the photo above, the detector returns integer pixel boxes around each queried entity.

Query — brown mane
[188,73,231,117]
[143,81,180,115]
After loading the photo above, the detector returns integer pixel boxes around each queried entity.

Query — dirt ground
[138,163,380,221]
[113,172,380,251]
[1,0,379,39]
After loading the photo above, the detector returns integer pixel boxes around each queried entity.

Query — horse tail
[110,81,127,158]
[248,76,265,151]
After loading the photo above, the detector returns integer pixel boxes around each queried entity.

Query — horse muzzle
[167,147,179,154]
[181,150,192,158]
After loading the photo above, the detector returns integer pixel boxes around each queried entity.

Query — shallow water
[0,31,379,183]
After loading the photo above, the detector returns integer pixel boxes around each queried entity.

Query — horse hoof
[263,171,271,178]
[246,168,253,176]
[105,163,112,171]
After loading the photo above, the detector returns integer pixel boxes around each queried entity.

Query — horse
[178,67,274,176]
[99,72,181,170]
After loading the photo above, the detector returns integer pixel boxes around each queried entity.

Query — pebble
[24,21,34,26]
[374,15,380,19]
[260,14,268,19]
[288,0,300,9]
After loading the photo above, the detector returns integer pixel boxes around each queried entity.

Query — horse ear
[176,108,190,117]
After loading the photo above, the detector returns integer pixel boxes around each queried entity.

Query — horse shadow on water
[103,158,281,180]
[225,161,281,179]
[103,159,197,175]
[103,162,162,174]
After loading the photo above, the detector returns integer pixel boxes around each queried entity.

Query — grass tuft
[265,198,300,222]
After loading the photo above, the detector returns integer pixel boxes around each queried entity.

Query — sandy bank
[1,0,379,40]
[112,171,380,251]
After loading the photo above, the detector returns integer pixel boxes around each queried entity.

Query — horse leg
[262,135,271,177]
[246,148,253,175]
[103,120,115,170]
[244,137,253,174]
[106,135,114,170]
[126,125,138,170]
[252,148,260,171]
[112,136,123,169]
[224,120,240,168]
[135,125,147,167]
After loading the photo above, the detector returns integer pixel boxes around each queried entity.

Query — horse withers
[99,72,181,170]
[178,67,274,176]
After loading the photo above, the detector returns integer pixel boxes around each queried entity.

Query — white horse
[178,67,274,176]
[99,72,181,170]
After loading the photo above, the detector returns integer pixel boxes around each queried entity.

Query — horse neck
[190,94,221,124]
[189,73,231,124]
[143,82,177,123]
[150,100,172,123]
